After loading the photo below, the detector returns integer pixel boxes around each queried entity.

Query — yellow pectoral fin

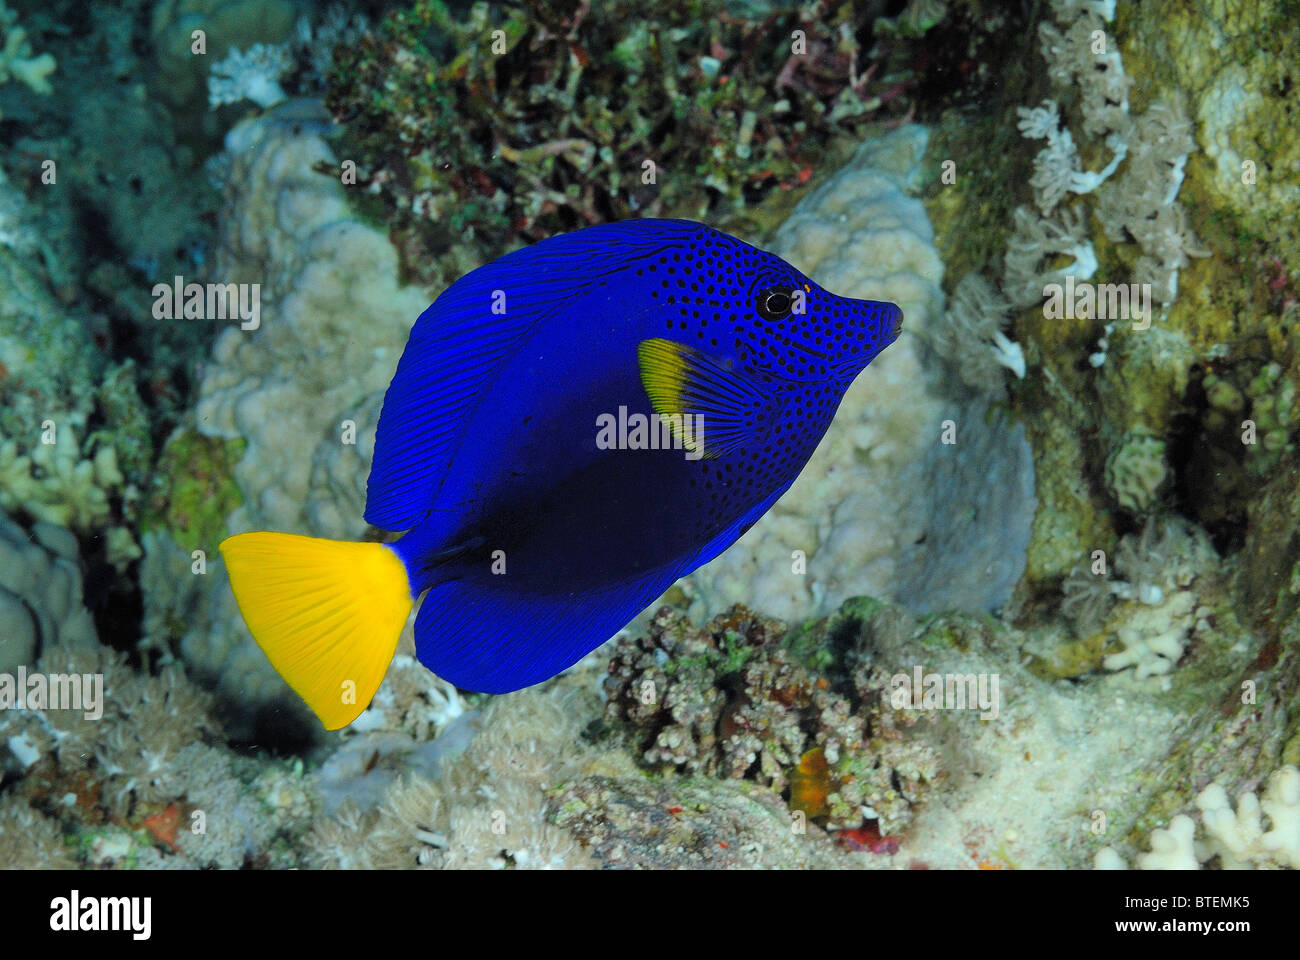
[219,532,412,730]
[637,338,706,455]
[636,337,778,459]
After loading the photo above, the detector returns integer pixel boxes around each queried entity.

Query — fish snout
[835,298,903,377]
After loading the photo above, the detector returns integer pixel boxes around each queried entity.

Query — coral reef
[603,603,941,836]
[0,234,144,563]
[324,0,916,286]
[3,0,1297,877]
[307,683,600,870]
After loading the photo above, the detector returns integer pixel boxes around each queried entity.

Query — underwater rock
[0,512,96,673]
[547,775,847,870]
[1118,0,1299,263]
[921,0,1298,598]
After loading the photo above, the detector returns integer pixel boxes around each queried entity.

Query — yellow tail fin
[219,532,412,730]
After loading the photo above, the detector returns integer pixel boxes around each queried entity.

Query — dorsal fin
[365,220,710,531]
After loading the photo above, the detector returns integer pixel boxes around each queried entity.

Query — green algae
[142,429,245,554]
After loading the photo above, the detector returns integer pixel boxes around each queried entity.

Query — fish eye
[757,288,794,321]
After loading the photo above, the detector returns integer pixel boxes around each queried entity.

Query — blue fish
[221,219,901,728]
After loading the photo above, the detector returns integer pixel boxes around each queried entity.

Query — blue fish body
[221,218,901,728]
[372,219,901,692]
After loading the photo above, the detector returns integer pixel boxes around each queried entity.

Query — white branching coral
[0,1,56,119]
[1197,767,1300,869]
[1003,205,1097,307]
[1132,815,1199,870]
[1102,589,1195,678]
[928,273,1024,393]
[1018,100,1127,215]
[1096,102,1209,306]
[1060,518,1215,678]
[1098,766,1300,870]
[207,43,292,109]
[1006,0,1206,313]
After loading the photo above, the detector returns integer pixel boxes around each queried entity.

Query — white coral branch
[207,43,292,109]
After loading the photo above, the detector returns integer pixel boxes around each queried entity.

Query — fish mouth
[887,303,904,343]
